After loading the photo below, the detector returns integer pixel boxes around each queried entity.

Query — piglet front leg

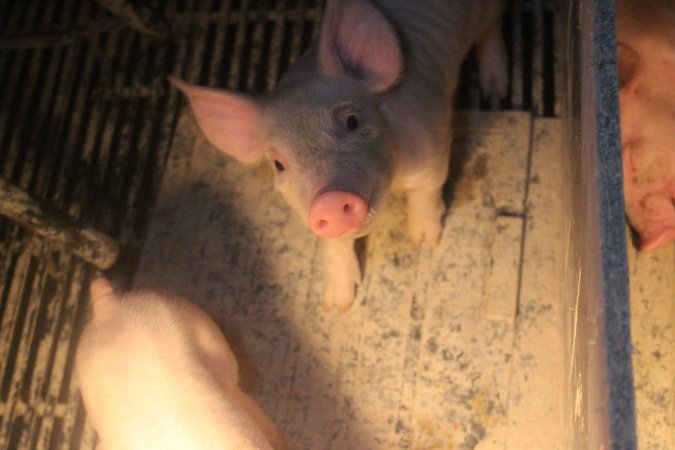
[322,237,361,313]
[404,151,451,248]
[407,183,446,248]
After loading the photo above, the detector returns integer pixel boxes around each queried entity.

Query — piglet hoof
[407,186,445,248]
[322,280,357,314]
[322,263,360,314]
[337,301,355,315]
[408,218,442,249]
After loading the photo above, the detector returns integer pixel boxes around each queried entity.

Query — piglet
[616,0,675,251]
[75,278,284,450]
[171,0,508,311]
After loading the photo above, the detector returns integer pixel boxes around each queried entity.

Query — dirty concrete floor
[628,239,675,450]
[131,109,566,450]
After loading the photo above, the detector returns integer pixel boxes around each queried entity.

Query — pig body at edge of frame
[172,0,509,312]
[75,278,284,450]
[616,0,675,251]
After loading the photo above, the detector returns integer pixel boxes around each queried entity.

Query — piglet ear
[318,0,403,93]
[617,43,640,89]
[170,77,263,163]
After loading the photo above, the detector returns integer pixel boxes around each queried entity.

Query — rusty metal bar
[94,0,170,40]
[0,32,73,50]
[0,178,119,270]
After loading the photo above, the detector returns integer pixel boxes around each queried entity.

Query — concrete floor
[133,109,567,449]
[628,239,675,450]
[134,110,566,449]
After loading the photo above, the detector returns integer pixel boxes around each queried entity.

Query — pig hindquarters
[172,0,508,312]
[616,0,675,251]
[75,278,284,450]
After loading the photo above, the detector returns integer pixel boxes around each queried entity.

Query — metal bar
[0,178,119,270]
[266,2,286,90]
[5,247,49,450]
[94,0,170,40]
[0,32,73,50]
[531,0,544,115]
[244,0,268,92]
[228,0,252,90]
[50,261,94,450]
[510,0,524,109]
[206,2,232,86]
[0,250,38,446]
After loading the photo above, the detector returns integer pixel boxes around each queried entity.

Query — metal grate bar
[30,0,86,202]
[531,0,545,114]
[0,0,59,181]
[0,249,42,442]
[229,0,255,89]
[508,0,525,110]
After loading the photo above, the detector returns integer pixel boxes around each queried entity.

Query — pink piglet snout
[309,190,368,238]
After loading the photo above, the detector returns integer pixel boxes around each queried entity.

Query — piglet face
[172,0,403,239]
[261,75,395,238]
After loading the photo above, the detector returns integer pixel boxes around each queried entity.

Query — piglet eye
[274,160,285,172]
[346,114,359,131]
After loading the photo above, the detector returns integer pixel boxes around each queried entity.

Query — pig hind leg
[475,17,508,99]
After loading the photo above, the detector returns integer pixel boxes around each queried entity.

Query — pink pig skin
[617,0,675,251]
[75,278,285,450]
[172,0,508,312]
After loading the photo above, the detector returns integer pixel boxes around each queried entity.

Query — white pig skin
[171,0,508,312]
[616,0,675,251]
[75,278,285,450]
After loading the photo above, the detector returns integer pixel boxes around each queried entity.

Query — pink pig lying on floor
[616,0,675,251]
[75,278,284,450]
[170,0,508,312]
